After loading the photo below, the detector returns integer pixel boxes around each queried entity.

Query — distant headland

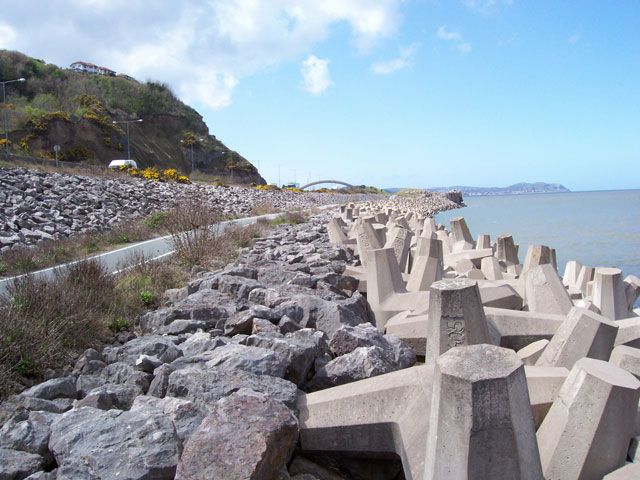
[386,182,571,196]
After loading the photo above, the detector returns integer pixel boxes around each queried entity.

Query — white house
[70,61,116,76]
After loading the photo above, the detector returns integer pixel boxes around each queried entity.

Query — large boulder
[244,329,333,386]
[278,292,373,340]
[307,346,400,391]
[329,322,416,368]
[49,407,181,479]
[0,410,57,462]
[102,335,183,366]
[20,377,76,401]
[130,395,204,442]
[205,344,290,378]
[166,365,299,410]
[175,389,298,480]
[0,447,44,480]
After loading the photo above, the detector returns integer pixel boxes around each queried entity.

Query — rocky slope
[0,212,416,479]
[0,50,262,182]
[0,167,385,251]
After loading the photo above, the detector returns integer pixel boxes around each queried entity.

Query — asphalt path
[0,207,336,296]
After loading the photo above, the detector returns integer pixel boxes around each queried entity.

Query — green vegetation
[0,215,279,399]
[0,211,169,277]
[0,50,262,182]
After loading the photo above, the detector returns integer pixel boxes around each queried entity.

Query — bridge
[299,180,354,190]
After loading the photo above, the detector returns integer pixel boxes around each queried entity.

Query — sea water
[435,190,640,289]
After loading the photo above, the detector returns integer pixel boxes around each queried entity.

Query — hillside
[0,50,264,183]
[387,182,570,196]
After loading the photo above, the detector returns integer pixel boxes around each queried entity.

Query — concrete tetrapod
[424,344,543,480]
[497,234,520,268]
[592,267,629,320]
[425,279,490,364]
[297,365,434,480]
[366,247,429,330]
[524,264,573,315]
[406,235,443,292]
[522,244,554,276]
[537,357,640,480]
[449,216,474,246]
[535,307,618,369]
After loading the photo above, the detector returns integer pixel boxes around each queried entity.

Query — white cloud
[371,43,418,75]
[0,0,404,109]
[301,55,332,94]
[436,26,471,55]
[463,0,513,13]
[457,42,472,54]
[0,22,17,48]
[437,26,461,42]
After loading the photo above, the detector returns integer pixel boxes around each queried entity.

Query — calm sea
[435,190,640,290]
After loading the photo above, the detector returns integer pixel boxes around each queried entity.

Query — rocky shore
[0,167,394,251]
[0,208,424,479]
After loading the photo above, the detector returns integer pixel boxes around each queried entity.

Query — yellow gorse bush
[119,165,191,184]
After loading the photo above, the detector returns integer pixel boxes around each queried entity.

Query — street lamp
[181,137,204,173]
[112,118,143,160]
[1,77,26,158]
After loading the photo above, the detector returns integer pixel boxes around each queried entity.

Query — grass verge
[0,209,291,399]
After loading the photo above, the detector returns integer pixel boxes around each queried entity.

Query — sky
[0,0,638,190]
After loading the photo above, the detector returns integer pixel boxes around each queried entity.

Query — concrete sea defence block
[522,244,554,275]
[535,306,618,368]
[517,339,549,365]
[524,264,573,315]
[524,365,569,429]
[609,345,640,379]
[537,357,640,480]
[424,344,543,480]
[593,267,629,320]
[484,307,564,351]
[497,234,519,266]
[449,216,474,246]
[425,279,490,364]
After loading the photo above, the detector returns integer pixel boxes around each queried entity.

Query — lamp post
[1,77,26,158]
[181,137,204,173]
[112,118,143,160]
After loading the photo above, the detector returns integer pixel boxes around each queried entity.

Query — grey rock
[245,329,332,386]
[308,346,400,391]
[49,406,181,479]
[135,354,162,373]
[224,310,255,336]
[175,389,298,480]
[179,332,226,357]
[160,319,209,335]
[147,364,174,398]
[0,410,56,461]
[130,395,204,442]
[103,335,183,365]
[279,315,302,334]
[252,318,281,335]
[0,448,44,480]
[205,343,289,378]
[217,274,265,300]
[166,365,299,410]
[77,383,142,410]
[20,377,76,401]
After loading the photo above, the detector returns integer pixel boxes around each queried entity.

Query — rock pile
[301,205,640,479]
[0,211,421,479]
[0,167,384,251]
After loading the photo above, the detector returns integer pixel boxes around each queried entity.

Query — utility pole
[1,77,26,158]
[112,118,143,160]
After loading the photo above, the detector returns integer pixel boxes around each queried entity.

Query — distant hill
[386,182,570,196]
[0,50,264,183]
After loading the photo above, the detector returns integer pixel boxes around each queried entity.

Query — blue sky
[1,1,639,190]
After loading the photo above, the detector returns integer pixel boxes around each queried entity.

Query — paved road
[0,209,329,296]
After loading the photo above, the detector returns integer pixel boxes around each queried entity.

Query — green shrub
[138,289,154,306]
